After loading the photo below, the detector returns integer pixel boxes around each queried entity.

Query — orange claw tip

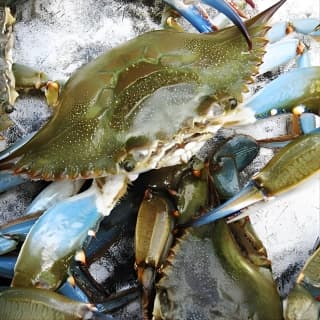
[74,249,87,265]
[172,210,180,218]
[67,275,76,287]
[296,41,305,55]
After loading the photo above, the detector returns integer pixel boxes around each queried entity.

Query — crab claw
[239,66,320,118]
[185,130,320,228]
[186,181,263,227]
[163,0,252,48]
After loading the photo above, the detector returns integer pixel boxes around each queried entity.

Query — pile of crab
[0,0,319,319]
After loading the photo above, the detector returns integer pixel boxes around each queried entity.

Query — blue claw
[259,39,301,74]
[11,182,104,289]
[297,51,311,68]
[241,66,320,117]
[265,21,287,43]
[292,18,320,36]
[164,0,251,48]
[202,0,251,47]
[165,1,214,32]
[185,181,264,227]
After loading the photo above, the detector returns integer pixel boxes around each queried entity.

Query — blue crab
[0,0,320,318]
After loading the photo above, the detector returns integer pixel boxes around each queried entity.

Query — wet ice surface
[0,0,319,316]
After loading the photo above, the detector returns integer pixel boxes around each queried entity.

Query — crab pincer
[187,129,320,227]
[164,0,252,48]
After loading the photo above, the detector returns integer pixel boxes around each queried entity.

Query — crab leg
[11,175,128,290]
[10,184,103,289]
[238,66,320,118]
[258,38,306,74]
[163,0,252,48]
[266,18,320,43]
[186,129,320,227]
[0,287,113,320]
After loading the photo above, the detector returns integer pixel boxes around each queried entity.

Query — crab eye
[229,98,237,109]
[122,159,136,172]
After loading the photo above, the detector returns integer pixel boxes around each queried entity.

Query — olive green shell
[5,4,280,180]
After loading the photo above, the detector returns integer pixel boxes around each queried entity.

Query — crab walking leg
[186,130,320,227]
[163,2,214,32]
[163,0,252,47]
[0,287,113,320]
[12,63,48,91]
[11,175,128,290]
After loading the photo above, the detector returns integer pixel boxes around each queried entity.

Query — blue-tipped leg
[164,1,214,32]
[202,0,251,47]
[164,0,251,48]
